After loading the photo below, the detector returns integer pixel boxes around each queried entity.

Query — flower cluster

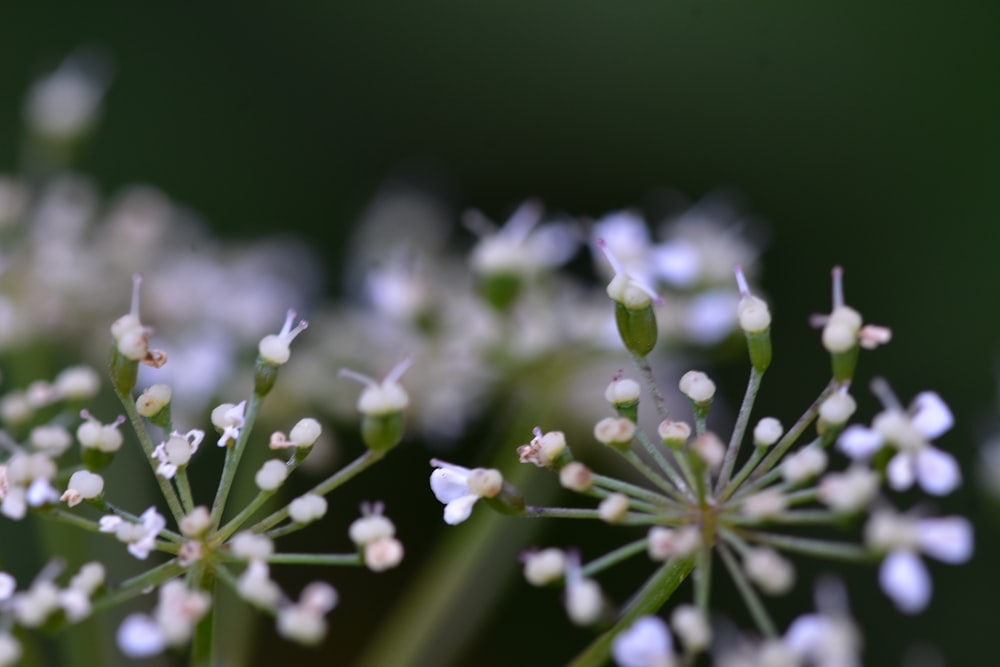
[430,261,972,666]
[0,279,411,661]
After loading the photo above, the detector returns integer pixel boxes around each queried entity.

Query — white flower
[429,459,503,525]
[865,510,973,613]
[269,417,322,450]
[258,309,308,365]
[289,494,328,524]
[99,506,165,560]
[784,578,861,667]
[838,390,959,496]
[339,358,411,416]
[151,429,204,478]
[117,613,166,658]
[61,470,104,506]
[466,199,578,277]
[211,401,247,447]
[255,459,289,491]
[612,616,675,667]
[76,411,125,452]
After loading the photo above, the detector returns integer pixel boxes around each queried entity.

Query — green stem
[212,454,304,545]
[721,446,766,502]
[568,556,696,667]
[175,469,196,514]
[591,473,674,506]
[266,552,362,566]
[741,530,873,562]
[113,384,186,524]
[748,380,836,484]
[633,427,691,498]
[210,393,263,530]
[580,538,648,578]
[89,559,186,615]
[248,449,382,534]
[715,366,764,495]
[621,450,683,497]
[190,569,215,667]
[631,352,669,422]
[716,540,776,637]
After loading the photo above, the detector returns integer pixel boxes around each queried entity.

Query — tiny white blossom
[429,459,503,525]
[76,411,125,452]
[230,531,274,561]
[258,309,309,365]
[117,613,166,658]
[61,470,104,506]
[151,429,204,479]
[865,510,972,613]
[612,615,675,667]
[211,401,247,447]
[522,548,566,586]
[838,390,959,496]
[255,459,289,491]
[339,358,411,416]
[289,494,328,524]
[269,417,322,450]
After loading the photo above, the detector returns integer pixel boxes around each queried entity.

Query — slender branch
[113,384,186,523]
[580,538,649,578]
[717,540,777,637]
[715,366,764,495]
[89,559,186,615]
[210,393,263,530]
[748,380,836,484]
[266,553,363,566]
[741,530,874,562]
[248,450,382,534]
[631,352,668,422]
[633,426,691,498]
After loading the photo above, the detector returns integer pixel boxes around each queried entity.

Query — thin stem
[721,446,767,502]
[212,455,303,545]
[631,352,668,422]
[633,426,691,497]
[723,510,845,526]
[715,366,764,496]
[568,556,696,667]
[523,506,661,525]
[210,393,263,530]
[248,450,382,534]
[114,384,186,524]
[43,508,104,533]
[89,559,186,615]
[266,552,363,566]
[174,469,196,515]
[581,538,649,578]
[590,473,675,506]
[190,568,215,667]
[621,450,686,498]
[741,530,874,562]
[717,540,777,637]
[694,543,712,617]
[748,380,837,484]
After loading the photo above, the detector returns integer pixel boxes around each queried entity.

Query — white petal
[651,240,701,288]
[612,615,673,667]
[117,613,166,658]
[430,468,471,504]
[915,447,961,496]
[443,494,479,525]
[879,550,931,614]
[784,613,824,656]
[917,517,973,564]
[909,392,953,439]
[886,452,915,491]
[1,489,26,520]
[837,426,884,460]
[25,479,58,507]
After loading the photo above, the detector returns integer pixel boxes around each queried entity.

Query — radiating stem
[89,559,186,615]
[113,384,186,523]
[248,449,382,534]
[266,553,362,566]
[748,380,836,484]
[631,352,669,422]
[581,538,648,578]
[741,530,874,562]
[715,366,764,495]
[210,393,263,530]
[568,556,696,667]
[717,540,776,637]
[590,473,675,506]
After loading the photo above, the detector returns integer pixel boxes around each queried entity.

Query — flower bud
[735,267,772,371]
[598,493,630,523]
[593,417,636,451]
[818,391,856,436]
[679,371,716,405]
[522,548,566,586]
[254,460,289,492]
[753,417,783,447]
[289,494,328,524]
[559,461,593,492]
[658,420,691,449]
[136,384,172,427]
[605,375,640,421]
[744,547,795,595]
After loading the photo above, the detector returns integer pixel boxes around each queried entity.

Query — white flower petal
[915,447,961,496]
[917,517,973,564]
[886,452,915,491]
[909,392,953,439]
[879,550,930,614]
[430,467,471,504]
[612,615,673,667]
[117,613,166,658]
[784,613,824,657]
[837,425,884,460]
[443,494,479,525]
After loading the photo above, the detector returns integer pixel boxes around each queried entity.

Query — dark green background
[1,2,997,665]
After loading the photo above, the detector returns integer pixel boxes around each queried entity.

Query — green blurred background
[1,2,998,665]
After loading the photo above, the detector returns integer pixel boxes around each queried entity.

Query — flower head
[429,459,503,525]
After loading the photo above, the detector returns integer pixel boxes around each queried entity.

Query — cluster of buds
[0,277,412,661]
[428,262,971,666]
